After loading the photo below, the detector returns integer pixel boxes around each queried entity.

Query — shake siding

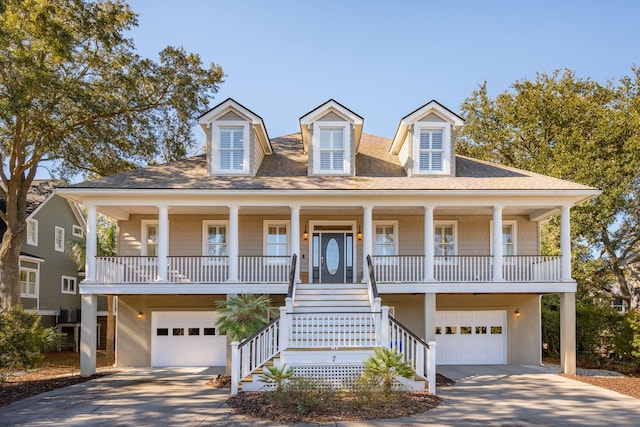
[252,129,265,176]
[118,214,539,262]
[28,195,83,311]
[218,111,244,121]
[317,111,344,121]
[417,112,446,122]
[398,132,411,173]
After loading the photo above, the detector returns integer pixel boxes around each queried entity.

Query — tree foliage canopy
[458,69,640,304]
[0,0,224,309]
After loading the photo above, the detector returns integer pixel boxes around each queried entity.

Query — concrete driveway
[1,365,640,426]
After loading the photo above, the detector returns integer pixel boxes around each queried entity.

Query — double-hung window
[374,221,398,256]
[141,220,158,257]
[263,221,289,264]
[54,226,65,252]
[219,127,244,171]
[319,128,344,172]
[434,221,457,258]
[20,268,38,298]
[490,220,517,257]
[26,219,38,246]
[203,222,227,256]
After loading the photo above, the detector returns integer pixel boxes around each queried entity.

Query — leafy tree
[215,294,276,342]
[362,347,414,392]
[459,69,640,306]
[0,305,59,374]
[0,0,224,309]
[67,214,117,359]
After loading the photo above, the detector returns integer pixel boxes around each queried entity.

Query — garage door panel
[151,311,226,367]
[435,310,507,365]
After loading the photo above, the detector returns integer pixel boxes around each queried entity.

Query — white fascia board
[26,192,56,220]
[299,100,363,126]
[79,283,289,295]
[67,199,87,229]
[20,254,45,263]
[377,281,577,294]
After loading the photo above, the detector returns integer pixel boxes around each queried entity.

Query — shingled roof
[68,133,595,192]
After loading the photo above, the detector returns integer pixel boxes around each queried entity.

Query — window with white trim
[141,220,158,256]
[490,220,518,256]
[263,222,289,257]
[374,221,398,256]
[219,127,244,171]
[414,123,451,175]
[54,226,65,252]
[434,221,457,257]
[26,219,38,246]
[61,276,77,294]
[72,224,83,237]
[20,267,38,298]
[202,221,228,256]
[312,121,351,175]
[319,128,344,171]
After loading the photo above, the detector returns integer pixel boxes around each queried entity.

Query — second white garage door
[435,310,507,365]
[151,311,227,367]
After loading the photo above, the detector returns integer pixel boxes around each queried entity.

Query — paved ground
[1,365,640,426]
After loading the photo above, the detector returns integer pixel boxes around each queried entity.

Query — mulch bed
[559,374,640,399]
[228,390,442,423]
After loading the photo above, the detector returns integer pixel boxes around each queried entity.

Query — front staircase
[230,256,437,395]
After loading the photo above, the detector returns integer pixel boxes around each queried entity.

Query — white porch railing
[372,255,562,283]
[168,256,228,283]
[238,256,290,283]
[287,312,377,348]
[95,256,158,283]
[231,317,280,395]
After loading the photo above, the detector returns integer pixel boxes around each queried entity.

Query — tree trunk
[601,228,634,308]
[0,177,31,311]
[106,295,115,360]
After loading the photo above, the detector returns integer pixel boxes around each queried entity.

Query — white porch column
[424,293,436,342]
[362,205,373,280]
[560,292,576,374]
[560,205,572,281]
[290,205,301,283]
[424,206,435,281]
[157,205,169,282]
[228,205,239,282]
[86,205,97,282]
[80,294,97,376]
[493,205,504,281]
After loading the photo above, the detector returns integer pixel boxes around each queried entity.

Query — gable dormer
[299,100,364,176]
[198,98,271,176]
[390,100,463,177]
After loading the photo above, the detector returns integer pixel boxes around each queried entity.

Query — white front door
[435,310,507,365]
[151,311,226,367]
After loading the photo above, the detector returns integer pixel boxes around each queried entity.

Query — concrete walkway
[1,365,640,426]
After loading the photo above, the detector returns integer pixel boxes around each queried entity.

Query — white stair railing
[231,316,280,396]
[384,309,437,394]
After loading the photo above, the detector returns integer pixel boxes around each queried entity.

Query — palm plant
[215,294,276,341]
[362,347,415,391]
[261,363,295,392]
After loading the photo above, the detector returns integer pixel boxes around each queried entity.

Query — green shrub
[260,363,294,393]
[363,347,414,392]
[0,306,60,374]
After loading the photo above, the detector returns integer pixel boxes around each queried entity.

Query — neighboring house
[59,98,600,393]
[1,180,108,350]
[611,252,640,312]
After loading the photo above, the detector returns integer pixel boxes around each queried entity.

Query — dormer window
[319,127,345,172]
[414,123,451,175]
[219,127,245,171]
[211,121,250,175]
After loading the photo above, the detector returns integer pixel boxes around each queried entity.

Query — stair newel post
[380,306,390,347]
[279,306,289,351]
[231,341,240,396]
[285,297,293,312]
[427,341,437,395]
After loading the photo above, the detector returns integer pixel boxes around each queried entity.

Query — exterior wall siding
[27,195,84,312]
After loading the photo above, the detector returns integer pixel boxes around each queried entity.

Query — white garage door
[435,310,507,365]
[151,311,226,367]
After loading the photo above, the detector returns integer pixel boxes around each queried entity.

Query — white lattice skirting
[290,364,364,390]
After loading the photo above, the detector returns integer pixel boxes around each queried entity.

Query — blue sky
[125,0,640,141]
